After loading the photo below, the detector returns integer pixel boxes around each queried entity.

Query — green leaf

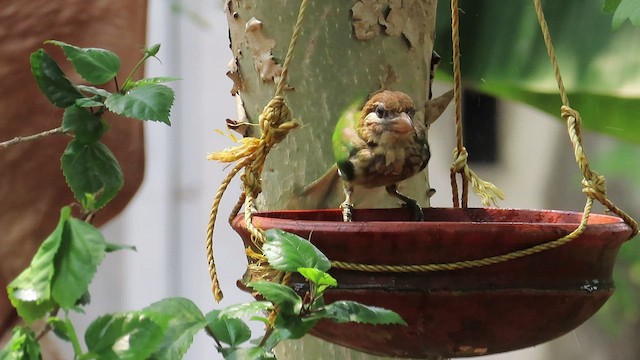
[105,242,137,253]
[604,0,623,13]
[61,140,124,211]
[272,312,318,340]
[62,105,106,143]
[434,0,640,144]
[223,347,276,360]
[76,291,92,308]
[77,85,112,98]
[248,282,302,315]
[141,298,206,360]
[85,312,164,360]
[7,207,70,324]
[297,268,337,288]
[0,327,41,360]
[321,301,407,325]
[249,315,271,326]
[47,317,71,342]
[105,83,174,124]
[129,77,181,88]
[611,0,640,29]
[46,40,121,85]
[51,219,106,309]
[220,301,274,319]
[262,229,331,272]
[204,310,251,348]
[75,97,105,108]
[30,49,83,108]
[146,44,161,57]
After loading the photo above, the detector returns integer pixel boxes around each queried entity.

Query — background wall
[57,0,635,359]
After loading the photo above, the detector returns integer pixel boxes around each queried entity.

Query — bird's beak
[387,112,414,134]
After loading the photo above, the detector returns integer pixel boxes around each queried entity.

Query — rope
[533,0,637,237]
[449,0,504,208]
[205,0,308,302]
[331,0,637,274]
[333,198,593,272]
[275,0,308,97]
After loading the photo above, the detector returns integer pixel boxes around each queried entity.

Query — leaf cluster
[2,207,134,359]
[2,227,406,360]
[2,40,405,360]
[205,229,406,359]
[31,40,176,212]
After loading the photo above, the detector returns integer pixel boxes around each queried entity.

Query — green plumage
[332,97,364,182]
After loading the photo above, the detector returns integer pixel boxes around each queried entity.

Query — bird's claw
[403,200,424,222]
[340,202,354,222]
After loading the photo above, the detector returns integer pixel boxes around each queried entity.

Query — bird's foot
[340,202,354,222]
[403,199,424,222]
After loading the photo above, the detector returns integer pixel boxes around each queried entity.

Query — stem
[64,316,84,359]
[35,324,52,341]
[211,332,223,349]
[0,127,66,149]
[83,211,97,224]
[120,54,150,92]
[36,306,60,340]
[258,325,276,349]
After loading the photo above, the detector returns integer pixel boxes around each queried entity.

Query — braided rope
[205,155,255,301]
[275,0,308,97]
[449,0,503,209]
[451,147,505,207]
[533,0,637,237]
[206,97,298,302]
[205,0,308,302]
[333,199,593,273]
[449,0,465,208]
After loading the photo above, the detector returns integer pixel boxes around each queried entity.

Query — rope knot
[582,172,606,202]
[241,171,262,196]
[451,147,468,173]
[259,96,299,145]
[560,105,580,121]
[450,146,504,207]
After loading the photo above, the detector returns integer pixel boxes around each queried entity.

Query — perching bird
[332,90,429,222]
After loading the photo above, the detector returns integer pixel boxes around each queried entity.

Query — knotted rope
[533,0,637,237]
[205,0,308,302]
[449,0,504,208]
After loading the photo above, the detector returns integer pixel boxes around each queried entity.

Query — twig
[35,323,52,341]
[0,127,66,149]
[36,306,60,341]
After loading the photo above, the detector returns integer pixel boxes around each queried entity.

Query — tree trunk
[225,0,442,358]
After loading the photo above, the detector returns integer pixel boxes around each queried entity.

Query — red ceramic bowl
[231,207,634,358]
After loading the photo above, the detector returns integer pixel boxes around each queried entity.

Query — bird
[332,90,430,222]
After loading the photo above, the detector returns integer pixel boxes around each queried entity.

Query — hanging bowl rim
[244,207,631,229]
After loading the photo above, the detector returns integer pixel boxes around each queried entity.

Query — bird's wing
[332,98,366,179]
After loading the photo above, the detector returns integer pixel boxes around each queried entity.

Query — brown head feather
[361,90,415,119]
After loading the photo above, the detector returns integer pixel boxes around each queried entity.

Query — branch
[0,127,66,149]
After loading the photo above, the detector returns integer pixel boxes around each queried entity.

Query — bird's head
[359,90,416,139]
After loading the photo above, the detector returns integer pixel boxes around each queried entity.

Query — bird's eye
[375,105,385,118]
